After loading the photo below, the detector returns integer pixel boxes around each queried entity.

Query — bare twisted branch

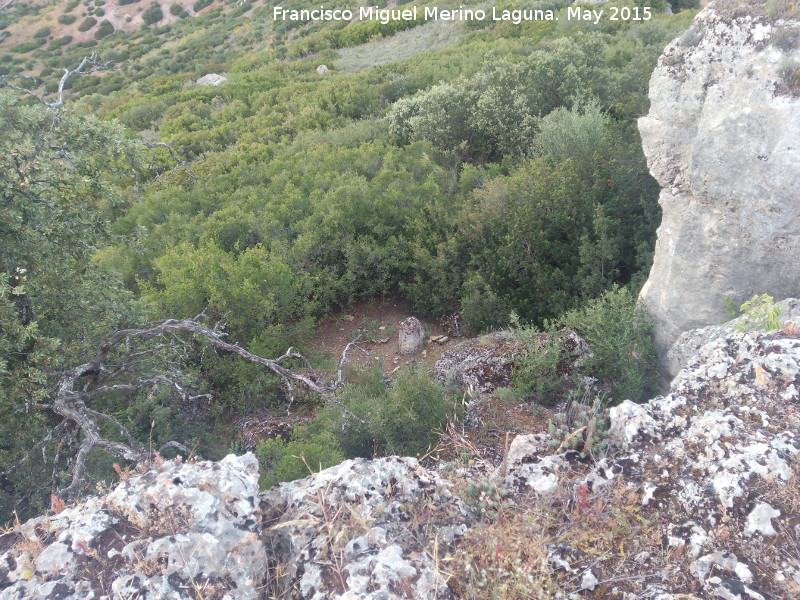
[32,317,368,500]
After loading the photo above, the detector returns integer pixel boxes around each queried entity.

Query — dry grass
[449,512,555,599]
[336,18,463,73]
[713,0,800,22]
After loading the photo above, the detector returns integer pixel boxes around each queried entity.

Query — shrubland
[0,0,700,519]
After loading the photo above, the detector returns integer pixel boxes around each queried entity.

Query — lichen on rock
[0,454,266,600]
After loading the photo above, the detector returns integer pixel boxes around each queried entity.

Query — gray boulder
[398,316,425,355]
[638,2,800,365]
[667,297,800,376]
[262,457,468,599]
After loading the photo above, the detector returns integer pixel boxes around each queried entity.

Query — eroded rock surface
[196,73,227,86]
[668,298,800,375]
[0,454,266,600]
[262,457,469,600]
[398,317,425,355]
[603,324,800,598]
[638,2,800,369]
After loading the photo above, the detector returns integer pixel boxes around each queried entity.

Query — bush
[170,2,188,16]
[512,330,572,407]
[94,20,114,39]
[377,366,453,456]
[559,286,657,403]
[142,2,164,25]
[314,366,454,459]
[9,42,39,53]
[460,273,511,334]
[256,427,344,489]
[532,100,608,179]
[513,287,657,405]
[193,0,212,11]
[33,26,51,38]
[49,36,73,50]
[58,14,77,24]
[77,17,97,31]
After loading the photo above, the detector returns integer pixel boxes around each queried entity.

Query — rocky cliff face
[638,1,800,373]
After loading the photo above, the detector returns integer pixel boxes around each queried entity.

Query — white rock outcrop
[196,73,227,86]
[0,454,266,600]
[262,457,468,600]
[638,1,800,371]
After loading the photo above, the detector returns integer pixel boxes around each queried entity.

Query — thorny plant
[547,390,610,460]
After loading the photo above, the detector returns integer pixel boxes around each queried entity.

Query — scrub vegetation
[0,0,699,521]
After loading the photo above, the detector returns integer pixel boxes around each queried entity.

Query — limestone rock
[638,2,800,367]
[262,457,469,599]
[605,326,800,598]
[398,316,425,355]
[503,433,566,495]
[668,298,800,375]
[196,73,227,86]
[316,64,329,75]
[0,454,266,600]
[434,331,521,394]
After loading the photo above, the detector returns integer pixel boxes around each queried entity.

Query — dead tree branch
[142,140,201,181]
[0,0,16,14]
[0,53,113,110]
[8,317,367,501]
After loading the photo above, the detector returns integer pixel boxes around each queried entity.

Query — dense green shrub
[512,330,572,407]
[94,20,114,39]
[256,427,344,489]
[77,17,97,31]
[532,101,608,179]
[33,26,51,38]
[193,0,212,11]
[560,286,657,403]
[58,14,77,24]
[513,287,657,405]
[170,2,188,17]
[9,42,40,53]
[460,273,512,334]
[49,36,73,50]
[142,2,164,24]
[377,367,453,456]
[313,366,454,459]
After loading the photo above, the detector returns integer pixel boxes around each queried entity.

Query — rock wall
[638,1,800,372]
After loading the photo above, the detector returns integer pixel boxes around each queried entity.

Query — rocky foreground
[1,310,798,599]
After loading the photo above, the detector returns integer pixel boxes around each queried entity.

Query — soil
[307,296,461,376]
[238,296,554,454]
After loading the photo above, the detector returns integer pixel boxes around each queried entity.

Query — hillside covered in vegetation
[0,0,705,522]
